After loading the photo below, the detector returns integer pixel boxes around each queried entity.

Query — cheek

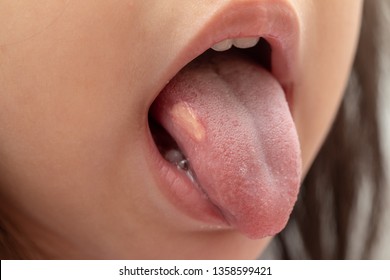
[292,0,363,174]
[0,1,166,245]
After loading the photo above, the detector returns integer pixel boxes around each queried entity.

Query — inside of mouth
[149,116,199,183]
[148,37,272,178]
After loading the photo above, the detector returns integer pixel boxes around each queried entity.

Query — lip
[145,0,300,230]
[165,0,300,101]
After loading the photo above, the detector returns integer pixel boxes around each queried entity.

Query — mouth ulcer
[148,40,301,239]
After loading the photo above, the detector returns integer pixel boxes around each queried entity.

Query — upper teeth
[211,37,260,52]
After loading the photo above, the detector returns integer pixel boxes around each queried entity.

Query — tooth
[211,39,233,51]
[233,37,260,49]
[177,159,189,171]
[164,149,197,183]
[165,149,185,164]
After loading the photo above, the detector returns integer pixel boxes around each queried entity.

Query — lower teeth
[164,149,197,183]
[148,119,198,184]
[177,159,189,171]
[164,149,185,165]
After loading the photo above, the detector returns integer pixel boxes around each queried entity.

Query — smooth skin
[0,0,362,259]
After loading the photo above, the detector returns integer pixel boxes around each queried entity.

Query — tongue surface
[152,50,301,238]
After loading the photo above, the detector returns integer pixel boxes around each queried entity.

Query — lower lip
[144,123,230,227]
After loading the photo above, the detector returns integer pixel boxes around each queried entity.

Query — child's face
[0,0,362,258]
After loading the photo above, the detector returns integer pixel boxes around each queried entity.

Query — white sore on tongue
[152,51,301,239]
[170,102,205,142]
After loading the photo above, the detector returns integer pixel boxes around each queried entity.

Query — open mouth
[146,1,302,239]
[149,38,272,188]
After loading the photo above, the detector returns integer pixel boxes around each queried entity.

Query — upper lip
[160,0,300,96]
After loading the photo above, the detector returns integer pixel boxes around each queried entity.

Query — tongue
[151,50,301,239]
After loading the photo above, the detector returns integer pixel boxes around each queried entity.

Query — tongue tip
[220,174,301,240]
[239,214,292,239]
[234,202,297,239]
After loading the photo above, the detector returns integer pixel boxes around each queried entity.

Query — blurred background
[263,0,390,259]
[375,1,390,257]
